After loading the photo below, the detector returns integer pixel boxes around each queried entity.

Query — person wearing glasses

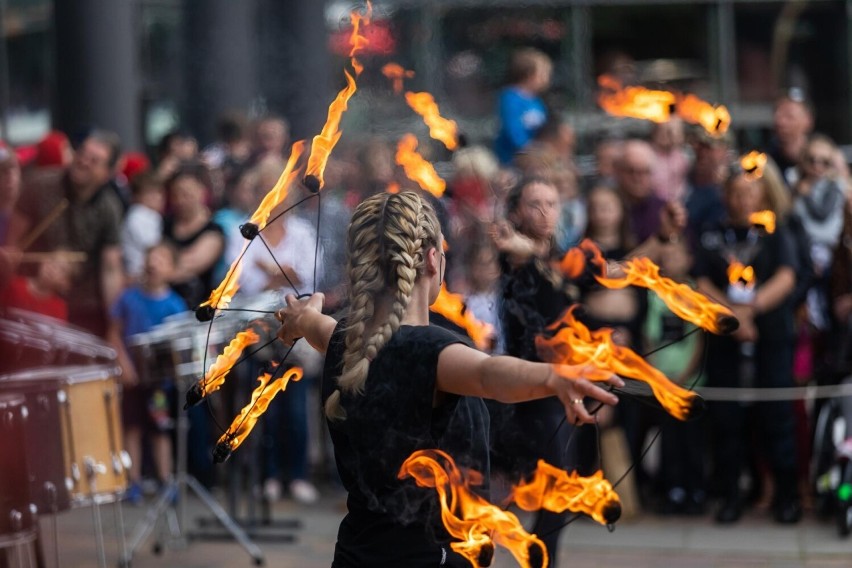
[614,140,667,243]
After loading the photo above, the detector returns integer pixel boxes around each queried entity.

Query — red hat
[121,151,151,182]
[36,130,70,167]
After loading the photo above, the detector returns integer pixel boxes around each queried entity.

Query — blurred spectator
[462,236,503,353]
[212,165,260,280]
[649,118,690,203]
[493,48,552,164]
[202,112,252,193]
[252,115,290,163]
[12,130,125,337]
[694,170,801,525]
[0,145,21,288]
[553,166,586,252]
[108,242,187,504]
[588,137,623,190]
[584,184,636,259]
[156,129,199,181]
[615,140,666,242]
[0,250,75,320]
[162,165,225,309]
[829,192,852,377]
[517,115,578,176]
[685,132,729,233]
[120,151,151,184]
[121,171,166,282]
[644,240,705,515]
[768,90,814,187]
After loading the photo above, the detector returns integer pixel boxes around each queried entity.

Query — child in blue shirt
[108,241,188,503]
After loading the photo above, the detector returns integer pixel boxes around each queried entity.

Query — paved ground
[15,486,852,568]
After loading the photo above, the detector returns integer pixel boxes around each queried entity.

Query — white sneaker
[289,479,319,505]
[263,478,282,502]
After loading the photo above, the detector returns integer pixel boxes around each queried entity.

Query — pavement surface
[13,486,852,568]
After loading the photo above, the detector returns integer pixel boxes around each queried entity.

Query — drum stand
[120,401,264,567]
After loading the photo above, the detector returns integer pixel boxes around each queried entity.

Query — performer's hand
[276,292,324,346]
[547,367,623,425]
[490,220,535,260]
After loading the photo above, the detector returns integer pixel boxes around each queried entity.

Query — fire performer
[276,191,621,567]
[693,168,801,524]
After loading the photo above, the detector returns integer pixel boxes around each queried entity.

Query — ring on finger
[571,398,583,405]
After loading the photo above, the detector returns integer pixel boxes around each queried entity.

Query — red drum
[0,365,128,510]
[0,394,36,534]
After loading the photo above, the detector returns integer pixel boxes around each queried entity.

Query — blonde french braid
[325,191,440,420]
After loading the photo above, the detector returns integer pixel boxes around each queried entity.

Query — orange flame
[399,449,548,568]
[199,244,246,310]
[199,330,261,397]
[741,151,768,181]
[536,307,698,420]
[249,141,305,227]
[597,74,675,124]
[512,462,621,526]
[430,283,493,350]
[676,93,731,137]
[304,4,370,190]
[749,210,775,234]
[395,134,446,197]
[386,182,400,194]
[405,92,459,151]
[558,239,607,280]
[598,75,731,137]
[217,367,303,453]
[382,63,414,94]
[727,260,755,287]
[595,256,737,336]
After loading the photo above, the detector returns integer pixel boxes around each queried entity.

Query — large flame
[199,330,261,397]
[741,151,768,181]
[405,92,459,151]
[597,74,675,124]
[595,256,737,336]
[395,134,446,198]
[536,307,698,421]
[304,4,371,189]
[749,209,776,234]
[382,62,414,94]
[430,283,493,351]
[598,74,731,137]
[675,93,731,137]
[558,239,607,280]
[249,141,306,227]
[399,449,548,568]
[512,462,621,526]
[217,367,303,453]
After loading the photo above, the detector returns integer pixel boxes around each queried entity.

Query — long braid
[326,192,440,421]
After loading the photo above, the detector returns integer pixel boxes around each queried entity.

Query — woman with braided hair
[276,191,621,567]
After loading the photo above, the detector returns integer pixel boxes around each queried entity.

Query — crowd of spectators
[0,47,850,536]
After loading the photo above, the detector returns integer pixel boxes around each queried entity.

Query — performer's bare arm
[436,344,622,425]
[276,292,337,354]
[101,245,124,314]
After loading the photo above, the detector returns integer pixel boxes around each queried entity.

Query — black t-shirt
[162,217,224,308]
[322,321,490,568]
[692,221,798,340]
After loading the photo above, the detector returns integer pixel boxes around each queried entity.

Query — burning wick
[195,304,216,322]
[213,435,235,463]
[184,382,204,409]
[240,222,260,240]
[303,174,321,193]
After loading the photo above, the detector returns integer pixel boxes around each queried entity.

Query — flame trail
[430,283,493,350]
[395,134,446,198]
[741,151,768,181]
[594,256,738,336]
[558,239,607,280]
[749,210,776,234]
[676,93,731,137]
[216,367,303,454]
[512,462,621,526]
[727,260,755,287]
[405,91,459,151]
[597,74,675,124]
[536,307,699,421]
[197,330,261,397]
[400,449,548,568]
[304,3,371,191]
[382,62,414,94]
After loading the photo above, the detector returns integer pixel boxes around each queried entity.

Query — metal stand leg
[90,499,107,568]
[113,498,128,563]
[120,399,267,566]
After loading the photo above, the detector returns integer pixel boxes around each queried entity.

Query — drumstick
[18,198,69,251]
[19,251,87,263]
